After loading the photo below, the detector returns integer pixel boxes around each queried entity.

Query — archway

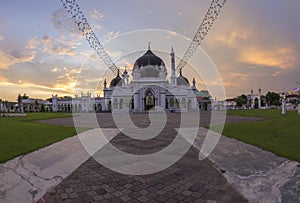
[254,98,259,109]
[108,101,112,111]
[144,89,155,110]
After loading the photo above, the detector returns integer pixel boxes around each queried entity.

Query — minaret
[122,67,129,85]
[258,88,261,109]
[103,78,107,89]
[251,89,254,109]
[170,47,176,85]
[192,77,197,92]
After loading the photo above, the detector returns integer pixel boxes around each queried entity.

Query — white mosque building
[52,46,200,113]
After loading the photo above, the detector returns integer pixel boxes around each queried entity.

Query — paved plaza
[39,127,246,202]
[38,112,246,202]
[1,112,299,203]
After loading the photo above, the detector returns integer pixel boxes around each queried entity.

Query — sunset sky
[0,0,299,101]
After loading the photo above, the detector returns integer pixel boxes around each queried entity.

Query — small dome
[110,70,122,87]
[177,69,190,86]
[134,49,165,68]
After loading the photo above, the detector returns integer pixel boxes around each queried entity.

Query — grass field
[222,109,300,163]
[0,113,79,163]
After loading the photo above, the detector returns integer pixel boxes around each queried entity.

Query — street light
[297,82,300,115]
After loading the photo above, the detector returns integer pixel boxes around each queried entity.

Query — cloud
[26,37,39,49]
[42,35,51,45]
[51,67,59,73]
[214,30,252,48]
[0,50,35,70]
[0,51,15,69]
[40,35,77,56]
[90,9,105,21]
[239,47,297,70]
[51,8,81,38]
[104,31,120,42]
[0,81,73,101]
[54,66,81,91]
[166,31,177,39]
[51,45,75,56]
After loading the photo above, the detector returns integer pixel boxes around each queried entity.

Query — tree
[17,93,29,102]
[235,94,248,107]
[266,92,280,106]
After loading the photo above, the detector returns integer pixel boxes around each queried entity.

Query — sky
[0,0,300,101]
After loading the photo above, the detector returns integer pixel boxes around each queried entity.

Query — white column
[161,91,166,110]
[134,93,139,112]
[282,97,286,115]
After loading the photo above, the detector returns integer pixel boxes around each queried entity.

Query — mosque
[52,45,201,113]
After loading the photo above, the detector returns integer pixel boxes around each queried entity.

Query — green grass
[220,109,300,162]
[0,113,82,163]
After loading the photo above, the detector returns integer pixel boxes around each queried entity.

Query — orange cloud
[239,47,297,69]
[0,81,73,101]
[51,45,75,56]
[0,50,15,69]
[26,37,39,49]
[0,50,35,69]
[214,30,252,47]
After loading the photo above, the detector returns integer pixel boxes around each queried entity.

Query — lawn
[221,109,300,163]
[0,113,80,163]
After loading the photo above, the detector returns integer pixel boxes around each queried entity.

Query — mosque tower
[170,47,177,85]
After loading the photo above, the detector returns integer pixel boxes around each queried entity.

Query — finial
[148,42,151,50]
[171,46,174,53]
[117,69,120,76]
[179,68,182,76]
[193,77,196,86]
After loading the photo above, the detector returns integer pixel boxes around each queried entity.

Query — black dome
[110,70,122,87]
[177,69,190,86]
[134,49,165,68]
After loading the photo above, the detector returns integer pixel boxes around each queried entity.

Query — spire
[148,42,151,50]
[179,68,182,76]
[117,69,120,77]
[124,66,128,74]
[170,46,176,85]
[104,78,107,88]
[192,77,196,87]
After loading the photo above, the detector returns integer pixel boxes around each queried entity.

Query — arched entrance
[144,89,155,110]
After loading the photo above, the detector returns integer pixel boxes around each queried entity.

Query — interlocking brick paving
[38,113,247,202]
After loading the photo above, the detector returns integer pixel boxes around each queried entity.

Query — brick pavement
[38,115,247,203]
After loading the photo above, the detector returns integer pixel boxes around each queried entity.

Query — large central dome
[134,49,165,68]
[131,45,167,79]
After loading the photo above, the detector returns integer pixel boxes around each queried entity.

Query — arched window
[113,98,118,109]
[188,100,192,110]
[175,98,179,108]
[182,98,186,108]
[170,98,174,107]
[97,104,102,111]
[119,99,124,109]
[108,101,112,111]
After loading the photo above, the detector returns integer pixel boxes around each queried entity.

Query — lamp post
[297,82,300,115]
[281,91,286,115]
